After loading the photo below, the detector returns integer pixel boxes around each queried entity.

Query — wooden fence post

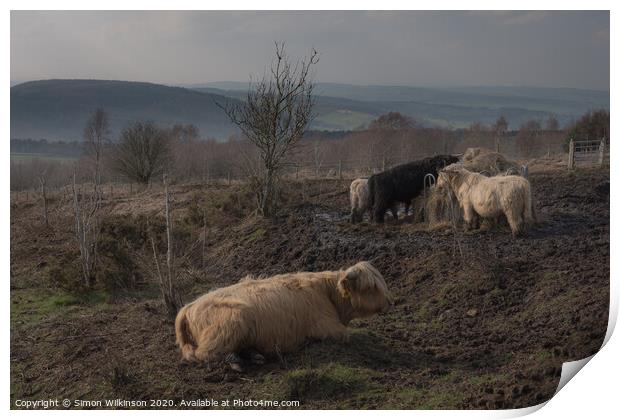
[338,160,342,180]
[39,176,49,227]
[495,137,500,153]
[599,138,606,166]
[568,139,575,170]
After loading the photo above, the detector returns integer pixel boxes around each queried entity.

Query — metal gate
[568,138,608,169]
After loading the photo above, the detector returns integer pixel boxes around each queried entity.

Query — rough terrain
[10,165,610,409]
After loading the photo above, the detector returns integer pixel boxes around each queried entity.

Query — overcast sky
[11,10,610,90]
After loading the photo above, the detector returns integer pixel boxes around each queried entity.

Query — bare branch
[221,44,319,216]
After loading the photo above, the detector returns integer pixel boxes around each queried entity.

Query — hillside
[10,80,239,142]
[10,166,609,409]
[11,79,610,142]
[194,82,610,130]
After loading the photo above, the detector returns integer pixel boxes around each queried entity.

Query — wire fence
[10,134,608,205]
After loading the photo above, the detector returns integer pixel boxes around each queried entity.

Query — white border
[4,2,616,419]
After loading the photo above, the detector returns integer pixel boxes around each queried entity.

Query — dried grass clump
[462,150,522,177]
[462,147,494,163]
[411,185,462,228]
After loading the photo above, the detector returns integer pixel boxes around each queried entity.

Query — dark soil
[10,167,610,409]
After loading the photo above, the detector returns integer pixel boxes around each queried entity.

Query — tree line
[10,108,609,194]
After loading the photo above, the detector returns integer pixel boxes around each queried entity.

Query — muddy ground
[10,165,610,409]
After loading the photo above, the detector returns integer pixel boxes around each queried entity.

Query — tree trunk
[160,174,182,318]
[260,168,275,217]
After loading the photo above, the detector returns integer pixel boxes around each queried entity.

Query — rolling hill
[10,79,239,142]
[11,79,610,142]
[192,82,609,131]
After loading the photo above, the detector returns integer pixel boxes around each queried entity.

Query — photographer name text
[14,398,300,409]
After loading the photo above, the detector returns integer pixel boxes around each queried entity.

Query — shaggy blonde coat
[175,261,392,363]
[349,178,370,223]
[438,166,534,236]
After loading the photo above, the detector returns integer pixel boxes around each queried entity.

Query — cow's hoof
[225,353,245,372]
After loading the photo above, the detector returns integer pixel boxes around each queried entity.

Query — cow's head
[431,154,460,169]
[338,261,393,316]
[437,163,464,189]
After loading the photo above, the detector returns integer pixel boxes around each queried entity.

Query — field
[10,163,609,409]
[10,153,78,163]
[313,110,376,131]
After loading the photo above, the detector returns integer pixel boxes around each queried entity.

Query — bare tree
[11,158,73,192]
[72,171,100,288]
[312,140,326,177]
[545,116,559,131]
[466,121,491,147]
[368,112,417,168]
[83,108,109,191]
[493,116,509,153]
[494,116,509,136]
[112,122,172,184]
[71,109,109,288]
[149,174,182,318]
[170,124,202,180]
[567,109,609,143]
[221,42,319,216]
[517,120,543,157]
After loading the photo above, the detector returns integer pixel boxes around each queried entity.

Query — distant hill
[11,79,610,142]
[192,82,610,130]
[11,79,239,142]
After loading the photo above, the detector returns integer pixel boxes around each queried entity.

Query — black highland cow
[368,154,460,223]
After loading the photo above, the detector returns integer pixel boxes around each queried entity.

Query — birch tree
[72,108,108,287]
[221,42,319,216]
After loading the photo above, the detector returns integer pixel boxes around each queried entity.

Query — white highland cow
[349,178,370,223]
[438,165,535,236]
[175,261,392,366]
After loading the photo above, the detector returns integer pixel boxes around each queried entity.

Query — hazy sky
[11,10,610,90]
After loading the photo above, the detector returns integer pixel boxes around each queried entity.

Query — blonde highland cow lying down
[175,262,392,368]
[438,165,535,236]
